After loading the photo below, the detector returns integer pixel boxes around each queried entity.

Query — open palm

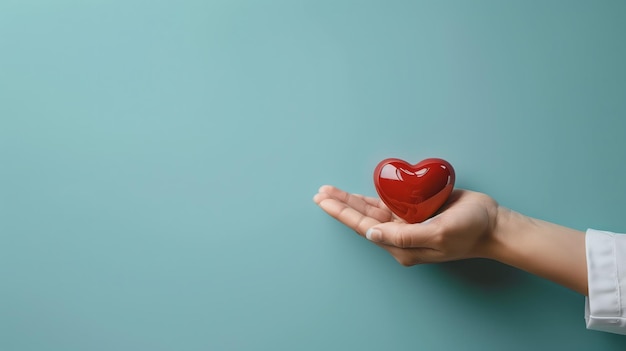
[313,185,500,265]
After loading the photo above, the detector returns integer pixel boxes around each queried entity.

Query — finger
[352,193,385,209]
[317,198,381,236]
[316,185,392,222]
[318,185,364,206]
[352,194,394,218]
[347,196,392,222]
[318,185,380,207]
[313,191,332,205]
[365,221,438,249]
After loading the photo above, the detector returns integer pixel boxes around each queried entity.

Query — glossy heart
[373,158,455,224]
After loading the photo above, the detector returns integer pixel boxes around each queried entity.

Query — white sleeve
[585,228,626,334]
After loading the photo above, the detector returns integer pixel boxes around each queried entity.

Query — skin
[313,185,588,295]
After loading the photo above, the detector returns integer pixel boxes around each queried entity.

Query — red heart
[373,158,455,224]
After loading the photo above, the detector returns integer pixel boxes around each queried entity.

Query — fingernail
[366,228,381,242]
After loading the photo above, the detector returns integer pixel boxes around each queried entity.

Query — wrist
[478,205,588,295]
[480,206,535,263]
[476,205,529,262]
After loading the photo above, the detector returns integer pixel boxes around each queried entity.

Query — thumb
[366,220,436,249]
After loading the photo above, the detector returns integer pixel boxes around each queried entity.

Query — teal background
[1,0,626,350]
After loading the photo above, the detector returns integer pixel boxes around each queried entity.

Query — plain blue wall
[2,1,626,350]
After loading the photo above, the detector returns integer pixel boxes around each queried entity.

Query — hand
[313,185,587,295]
[313,185,500,266]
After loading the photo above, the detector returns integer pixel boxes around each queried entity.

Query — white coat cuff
[585,228,626,334]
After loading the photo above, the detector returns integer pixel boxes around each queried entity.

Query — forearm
[481,207,588,295]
